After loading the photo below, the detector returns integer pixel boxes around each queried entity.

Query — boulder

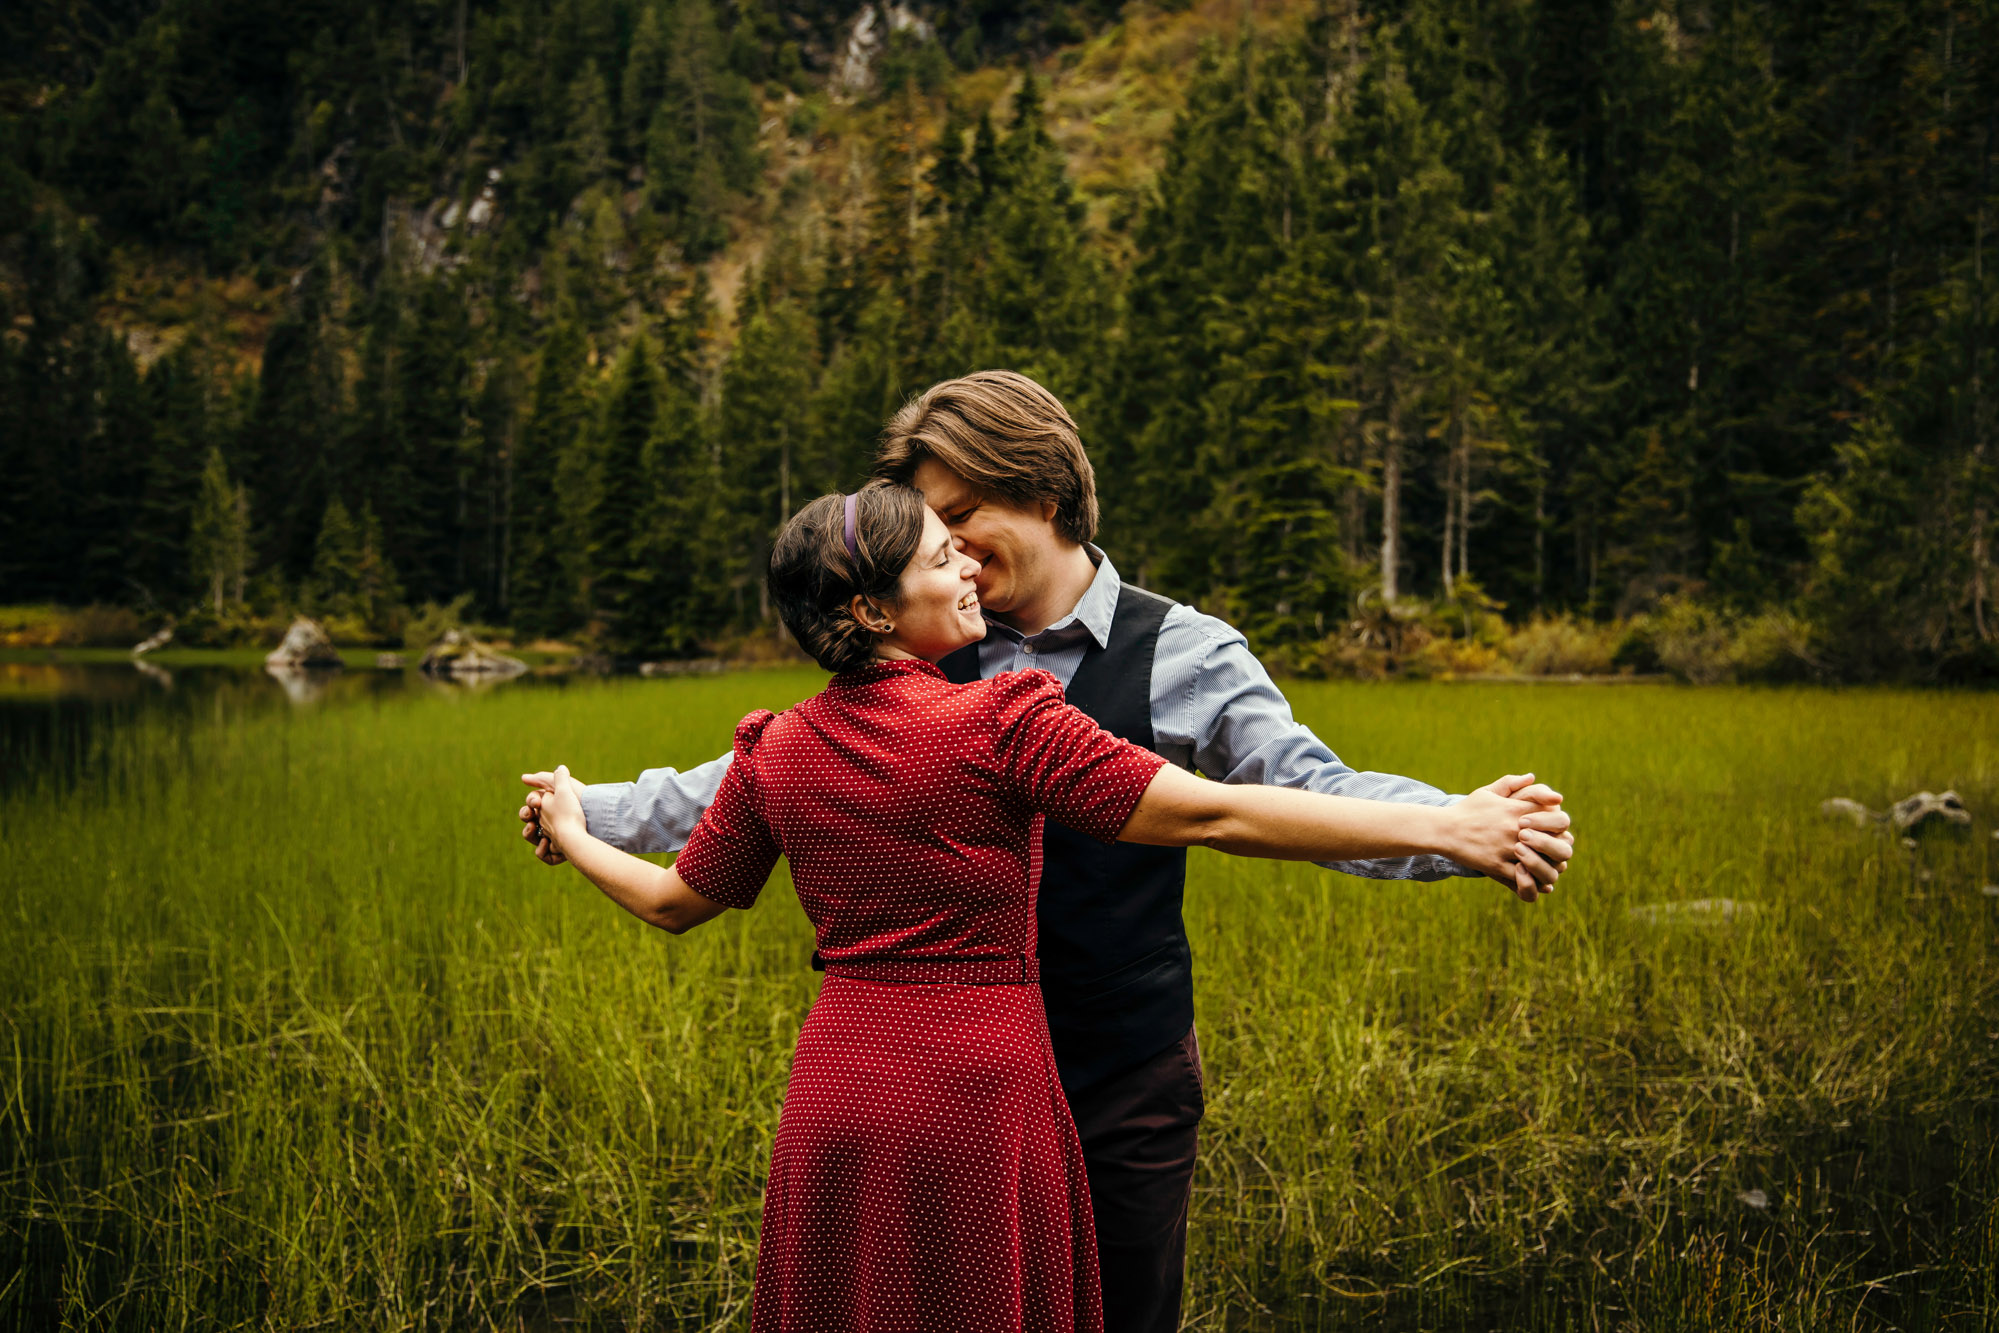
[1890,790,1971,832]
[419,627,526,679]
[265,617,343,668]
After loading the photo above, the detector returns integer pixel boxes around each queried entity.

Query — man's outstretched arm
[1150,607,1571,887]
[521,752,732,863]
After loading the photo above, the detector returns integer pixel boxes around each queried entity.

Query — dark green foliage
[3,0,1995,676]
[509,319,590,636]
[308,495,363,617]
[588,334,666,649]
[644,0,762,258]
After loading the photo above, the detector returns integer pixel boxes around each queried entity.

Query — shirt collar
[985,546,1121,650]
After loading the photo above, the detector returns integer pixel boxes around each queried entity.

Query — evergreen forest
[4,0,1996,681]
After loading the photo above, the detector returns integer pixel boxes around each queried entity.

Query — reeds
[5,675,1995,1329]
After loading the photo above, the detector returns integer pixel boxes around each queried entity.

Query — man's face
[908,458,1064,619]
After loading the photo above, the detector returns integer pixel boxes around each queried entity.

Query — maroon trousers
[1065,1027,1205,1333]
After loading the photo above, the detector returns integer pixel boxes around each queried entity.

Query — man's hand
[520,769,582,866]
[1467,773,1574,904]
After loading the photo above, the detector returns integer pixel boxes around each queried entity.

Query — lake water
[0,656,556,794]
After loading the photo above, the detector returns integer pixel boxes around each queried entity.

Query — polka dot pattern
[672,659,1169,1333]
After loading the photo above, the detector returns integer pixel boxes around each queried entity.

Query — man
[521,370,1574,1332]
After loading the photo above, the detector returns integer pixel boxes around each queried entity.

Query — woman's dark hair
[769,481,929,673]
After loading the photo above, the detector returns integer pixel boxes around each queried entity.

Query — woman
[533,482,1570,1333]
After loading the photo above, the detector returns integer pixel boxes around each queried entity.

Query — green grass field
[6,673,1997,1329]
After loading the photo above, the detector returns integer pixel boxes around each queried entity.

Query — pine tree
[378,272,475,605]
[589,335,664,653]
[647,0,758,257]
[133,340,222,610]
[189,448,252,615]
[243,260,343,581]
[721,283,821,621]
[1601,2,1786,611]
[1343,46,1464,603]
[511,319,591,636]
[1487,129,1601,611]
[621,4,669,157]
[309,495,364,618]
[76,328,153,604]
[356,504,404,633]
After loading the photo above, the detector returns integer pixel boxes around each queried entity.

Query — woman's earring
[880,622,894,633]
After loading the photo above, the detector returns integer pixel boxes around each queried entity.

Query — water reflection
[264,663,342,705]
[1,657,550,795]
[131,658,175,690]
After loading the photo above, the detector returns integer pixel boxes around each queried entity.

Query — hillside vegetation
[2,0,1996,680]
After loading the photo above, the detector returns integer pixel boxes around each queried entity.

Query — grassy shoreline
[6,675,1997,1328]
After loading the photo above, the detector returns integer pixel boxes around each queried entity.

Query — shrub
[1408,635,1504,677]
[0,604,151,648]
[1500,615,1621,677]
[1644,596,1816,684]
[174,605,284,648]
[1649,598,1738,684]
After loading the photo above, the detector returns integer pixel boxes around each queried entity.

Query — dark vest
[940,583,1192,1094]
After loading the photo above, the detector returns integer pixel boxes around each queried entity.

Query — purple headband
[842,492,860,562]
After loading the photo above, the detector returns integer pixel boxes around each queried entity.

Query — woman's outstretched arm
[1119,767,1571,902]
[534,767,729,934]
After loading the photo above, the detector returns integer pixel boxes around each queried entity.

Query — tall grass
[5,674,1996,1329]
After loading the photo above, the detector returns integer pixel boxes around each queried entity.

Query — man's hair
[874,371,1099,546]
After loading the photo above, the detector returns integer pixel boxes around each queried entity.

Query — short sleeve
[671,710,782,908]
[986,671,1169,844]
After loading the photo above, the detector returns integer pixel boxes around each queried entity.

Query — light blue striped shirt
[578,550,1476,880]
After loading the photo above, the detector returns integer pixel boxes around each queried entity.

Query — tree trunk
[1447,413,1463,595]
[1533,470,1547,610]
[780,439,792,529]
[1973,183,1990,640]
[497,423,513,615]
[1458,431,1471,585]
[1381,388,1402,603]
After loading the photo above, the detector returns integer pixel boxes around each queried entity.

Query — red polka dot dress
[672,659,1168,1333]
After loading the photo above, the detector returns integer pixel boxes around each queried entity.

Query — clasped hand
[1459,773,1573,903]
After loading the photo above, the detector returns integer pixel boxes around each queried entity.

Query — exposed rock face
[833,2,934,93]
[419,628,527,679]
[265,618,343,668]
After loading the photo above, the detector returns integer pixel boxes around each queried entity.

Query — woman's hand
[1452,774,1574,903]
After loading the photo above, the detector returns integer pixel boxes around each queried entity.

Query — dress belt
[812,953,1041,985]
